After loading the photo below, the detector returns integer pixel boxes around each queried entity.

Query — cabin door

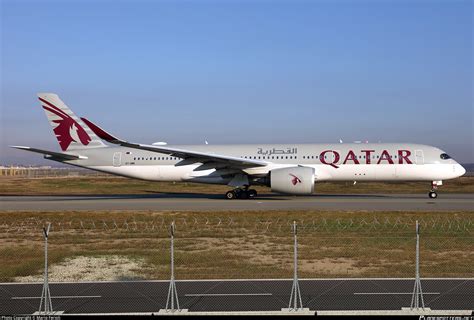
[113,152,122,167]
[415,150,424,165]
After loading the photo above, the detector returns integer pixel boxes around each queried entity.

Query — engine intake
[269,166,315,195]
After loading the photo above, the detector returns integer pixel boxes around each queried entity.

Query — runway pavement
[1,278,472,314]
[0,193,473,211]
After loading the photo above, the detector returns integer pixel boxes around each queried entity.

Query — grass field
[1,210,472,282]
[0,175,473,195]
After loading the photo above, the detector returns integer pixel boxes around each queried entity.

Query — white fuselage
[63,143,466,186]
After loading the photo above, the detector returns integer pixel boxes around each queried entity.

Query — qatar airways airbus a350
[13,93,466,199]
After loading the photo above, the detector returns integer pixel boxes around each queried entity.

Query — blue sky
[1,0,472,164]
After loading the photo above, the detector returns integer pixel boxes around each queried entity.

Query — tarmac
[1,278,472,315]
[0,193,473,211]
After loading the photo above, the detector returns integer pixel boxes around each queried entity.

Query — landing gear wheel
[226,188,255,200]
[226,190,236,200]
[428,191,438,199]
[239,191,249,199]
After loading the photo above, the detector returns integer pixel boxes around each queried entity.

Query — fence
[0,167,108,178]
[1,212,472,282]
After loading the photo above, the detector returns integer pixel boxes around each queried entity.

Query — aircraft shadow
[58,192,397,201]
[1,192,435,201]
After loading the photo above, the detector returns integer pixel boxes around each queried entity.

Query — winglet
[80,118,121,143]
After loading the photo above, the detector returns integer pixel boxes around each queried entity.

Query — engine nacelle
[270,166,315,195]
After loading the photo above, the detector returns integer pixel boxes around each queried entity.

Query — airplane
[12,93,466,200]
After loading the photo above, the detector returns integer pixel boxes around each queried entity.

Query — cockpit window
[440,153,451,160]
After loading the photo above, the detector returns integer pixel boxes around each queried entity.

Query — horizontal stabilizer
[10,146,87,160]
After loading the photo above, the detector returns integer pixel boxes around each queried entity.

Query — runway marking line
[12,295,101,299]
[353,292,440,295]
[185,293,272,297]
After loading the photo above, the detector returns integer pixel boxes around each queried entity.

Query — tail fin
[38,93,107,151]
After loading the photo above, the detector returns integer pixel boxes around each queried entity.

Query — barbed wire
[1,216,472,235]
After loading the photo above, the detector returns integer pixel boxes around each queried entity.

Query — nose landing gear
[428,191,438,199]
[428,181,441,199]
[225,188,257,200]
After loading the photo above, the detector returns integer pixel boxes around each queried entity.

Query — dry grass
[0,210,472,282]
[14,255,148,282]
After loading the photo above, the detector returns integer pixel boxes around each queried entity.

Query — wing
[80,118,267,170]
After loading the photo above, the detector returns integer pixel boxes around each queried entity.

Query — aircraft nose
[456,163,466,177]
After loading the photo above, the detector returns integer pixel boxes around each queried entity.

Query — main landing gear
[225,188,257,200]
[428,181,440,199]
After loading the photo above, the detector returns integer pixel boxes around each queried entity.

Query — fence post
[282,221,313,313]
[160,221,187,314]
[410,220,425,310]
[39,223,53,315]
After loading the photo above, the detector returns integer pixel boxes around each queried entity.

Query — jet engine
[269,166,315,195]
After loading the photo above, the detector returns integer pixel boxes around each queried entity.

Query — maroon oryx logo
[39,97,91,151]
[289,174,302,186]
